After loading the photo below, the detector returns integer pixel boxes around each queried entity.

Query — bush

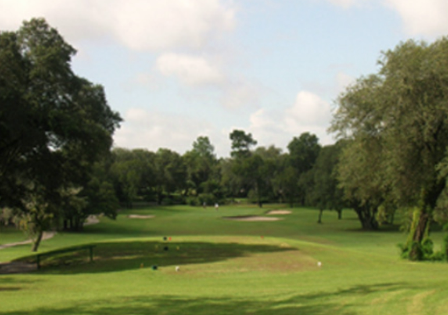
[186,197,199,206]
[198,193,216,206]
[399,237,446,261]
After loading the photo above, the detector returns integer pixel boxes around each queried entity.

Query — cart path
[0,215,99,250]
[0,231,56,250]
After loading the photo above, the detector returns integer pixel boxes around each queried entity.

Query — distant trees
[106,130,333,211]
[184,136,218,202]
[312,143,345,223]
[287,133,321,206]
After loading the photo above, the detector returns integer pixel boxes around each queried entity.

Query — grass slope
[1,205,448,314]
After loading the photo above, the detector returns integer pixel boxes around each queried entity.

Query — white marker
[317,261,322,267]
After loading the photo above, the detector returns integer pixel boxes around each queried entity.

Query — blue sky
[1,0,447,157]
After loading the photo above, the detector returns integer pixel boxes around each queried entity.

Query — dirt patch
[127,214,155,219]
[0,232,56,250]
[84,215,100,226]
[0,262,37,274]
[266,210,291,215]
[222,216,282,221]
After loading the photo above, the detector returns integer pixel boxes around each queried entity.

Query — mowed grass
[1,204,448,314]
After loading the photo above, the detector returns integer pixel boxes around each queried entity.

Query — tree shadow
[344,224,401,233]
[0,276,40,291]
[0,282,411,315]
[15,240,297,275]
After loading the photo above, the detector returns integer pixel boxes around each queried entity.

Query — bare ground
[266,210,292,215]
[0,215,101,273]
[222,216,282,221]
[127,214,155,219]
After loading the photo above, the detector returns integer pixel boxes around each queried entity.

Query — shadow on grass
[345,224,401,233]
[0,282,410,315]
[16,240,297,275]
[0,277,40,291]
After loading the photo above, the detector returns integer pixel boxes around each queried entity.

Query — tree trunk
[406,184,444,260]
[389,210,395,225]
[317,209,323,224]
[337,210,342,220]
[408,207,431,260]
[412,212,429,243]
[32,230,43,252]
[354,203,378,230]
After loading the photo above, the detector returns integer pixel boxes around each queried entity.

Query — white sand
[223,216,282,221]
[127,214,155,219]
[266,210,292,215]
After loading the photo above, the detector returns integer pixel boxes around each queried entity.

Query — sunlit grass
[1,205,448,314]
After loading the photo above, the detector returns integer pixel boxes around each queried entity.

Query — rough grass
[1,205,448,314]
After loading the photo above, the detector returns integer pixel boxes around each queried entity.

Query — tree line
[105,132,342,218]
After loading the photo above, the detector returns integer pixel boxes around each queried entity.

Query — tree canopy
[331,38,448,259]
[0,18,121,250]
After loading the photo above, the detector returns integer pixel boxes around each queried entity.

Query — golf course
[1,204,448,315]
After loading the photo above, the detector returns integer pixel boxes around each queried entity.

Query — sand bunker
[127,214,155,219]
[84,215,100,225]
[223,216,282,221]
[266,210,292,215]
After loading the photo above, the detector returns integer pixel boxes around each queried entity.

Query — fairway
[1,205,448,315]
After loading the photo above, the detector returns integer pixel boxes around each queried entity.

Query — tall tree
[184,136,217,197]
[0,19,121,250]
[154,148,186,204]
[192,136,216,160]
[287,133,321,206]
[331,39,448,259]
[229,129,257,159]
[311,143,345,224]
[228,130,258,201]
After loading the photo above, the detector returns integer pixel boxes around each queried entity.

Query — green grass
[0,226,29,246]
[1,205,448,314]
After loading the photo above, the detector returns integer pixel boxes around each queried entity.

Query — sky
[1,0,448,157]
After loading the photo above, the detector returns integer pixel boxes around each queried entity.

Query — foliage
[0,18,121,250]
[229,129,257,159]
[311,143,345,223]
[287,132,321,206]
[331,38,448,247]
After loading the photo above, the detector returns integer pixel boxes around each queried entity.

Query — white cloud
[0,0,236,51]
[384,0,448,37]
[0,0,112,42]
[114,90,335,158]
[286,91,333,126]
[247,91,335,150]
[335,71,355,94]
[156,53,225,87]
[112,0,235,51]
[132,73,161,90]
[321,0,448,38]
[155,53,261,109]
[325,0,362,8]
[0,0,258,110]
[113,108,228,155]
[220,79,261,109]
